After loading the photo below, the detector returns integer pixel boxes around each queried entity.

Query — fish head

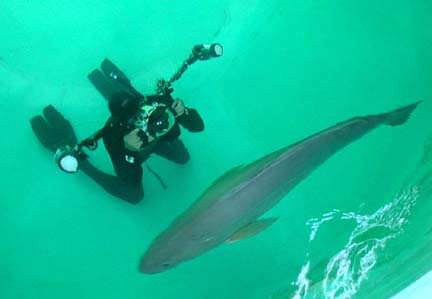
[139,228,218,274]
[139,240,180,274]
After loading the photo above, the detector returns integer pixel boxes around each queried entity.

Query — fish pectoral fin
[227,217,279,243]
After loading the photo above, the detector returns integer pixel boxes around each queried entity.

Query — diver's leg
[153,139,190,164]
[80,160,144,204]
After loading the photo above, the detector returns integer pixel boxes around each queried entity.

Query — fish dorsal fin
[226,217,279,243]
[208,165,245,189]
[203,147,290,197]
[179,149,290,226]
[179,165,247,222]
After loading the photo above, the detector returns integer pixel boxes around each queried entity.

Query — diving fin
[227,217,278,243]
[101,58,132,87]
[88,69,120,101]
[30,105,77,152]
[88,59,143,101]
[100,58,143,98]
[31,114,57,151]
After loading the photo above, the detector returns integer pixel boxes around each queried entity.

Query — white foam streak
[291,262,311,299]
[306,209,340,242]
[289,186,419,299]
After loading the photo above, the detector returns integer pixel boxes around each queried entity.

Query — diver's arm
[176,107,205,132]
[81,126,145,204]
[30,105,143,204]
[171,98,204,132]
[148,94,205,132]
[80,144,144,204]
[79,159,144,204]
[102,129,144,184]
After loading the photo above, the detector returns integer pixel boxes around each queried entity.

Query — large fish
[140,101,422,274]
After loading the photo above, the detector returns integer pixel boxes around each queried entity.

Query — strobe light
[54,146,80,173]
[192,43,224,61]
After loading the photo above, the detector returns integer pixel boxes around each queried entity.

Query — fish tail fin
[382,100,422,127]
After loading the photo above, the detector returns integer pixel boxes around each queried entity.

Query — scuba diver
[30,44,222,204]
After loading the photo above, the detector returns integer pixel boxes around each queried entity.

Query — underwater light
[55,146,80,173]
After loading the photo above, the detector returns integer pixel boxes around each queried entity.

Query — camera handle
[156,52,198,95]
[156,43,223,95]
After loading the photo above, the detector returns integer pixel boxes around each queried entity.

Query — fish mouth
[138,263,174,274]
[138,264,162,274]
[138,256,175,274]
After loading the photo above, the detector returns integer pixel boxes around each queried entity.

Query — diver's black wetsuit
[79,94,204,204]
[31,58,204,204]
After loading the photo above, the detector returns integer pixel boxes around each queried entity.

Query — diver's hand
[124,129,143,151]
[171,99,187,117]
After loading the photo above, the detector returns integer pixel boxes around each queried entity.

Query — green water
[1,1,431,298]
